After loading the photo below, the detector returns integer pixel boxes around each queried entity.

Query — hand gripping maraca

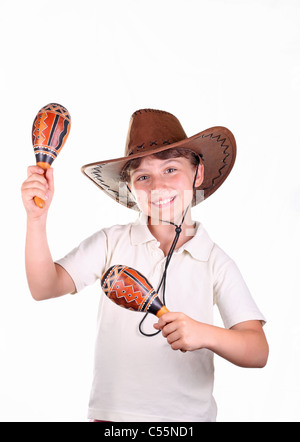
[101,265,169,318]
[32,103,71,208]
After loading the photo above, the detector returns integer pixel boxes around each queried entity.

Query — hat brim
[81,126,236,211]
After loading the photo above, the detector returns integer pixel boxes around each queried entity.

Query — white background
[0,0,299,422]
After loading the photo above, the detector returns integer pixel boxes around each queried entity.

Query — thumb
[45,167,54,193]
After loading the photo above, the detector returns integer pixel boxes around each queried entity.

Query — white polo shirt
[56,214,265,422]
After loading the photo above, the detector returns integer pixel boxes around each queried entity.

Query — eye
[136,175,148,182]
[165,167,176,174]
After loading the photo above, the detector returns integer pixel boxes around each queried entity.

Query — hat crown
[125,109,187,156]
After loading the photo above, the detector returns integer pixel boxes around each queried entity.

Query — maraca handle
[34,162,50,208]
[156,305,169,318]
[154,305,186,352]
[34,195,46,208]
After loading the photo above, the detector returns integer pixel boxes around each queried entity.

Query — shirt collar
[130,213,157,245]
[177,222,214,262]
[130,213,214,262]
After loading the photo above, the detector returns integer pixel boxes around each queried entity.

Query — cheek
[174,176,194,207]
[131,187,150,209]
[175,175,194,193]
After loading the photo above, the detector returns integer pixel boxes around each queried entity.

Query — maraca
[101,265,169,318]
[32,103,71,207]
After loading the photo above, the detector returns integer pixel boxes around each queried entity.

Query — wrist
[26,213,48,230]
[199,322,220,352]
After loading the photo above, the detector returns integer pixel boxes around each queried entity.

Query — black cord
[138,160,200,337]
[138,209,187,337]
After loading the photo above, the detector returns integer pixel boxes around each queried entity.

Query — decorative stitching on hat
[133,139,171,152]
[91,166,111,190]
[90,165,137,207]
[132,109,173,117]
[200,133,230,192]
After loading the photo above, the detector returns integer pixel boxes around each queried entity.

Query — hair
[120,147,202,183]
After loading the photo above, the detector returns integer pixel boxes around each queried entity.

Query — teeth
[153,197,175,206]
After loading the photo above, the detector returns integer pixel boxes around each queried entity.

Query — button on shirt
[56,214,266,422]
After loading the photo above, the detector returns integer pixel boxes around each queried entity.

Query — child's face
[129,155,204,224]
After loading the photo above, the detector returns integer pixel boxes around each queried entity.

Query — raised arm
[21,165,75,300]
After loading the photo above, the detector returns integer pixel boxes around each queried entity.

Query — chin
[148,208,182,226]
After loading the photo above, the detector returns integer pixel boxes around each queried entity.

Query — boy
[21,109,268,422]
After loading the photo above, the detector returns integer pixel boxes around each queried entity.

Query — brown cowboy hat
[81,109,237,211]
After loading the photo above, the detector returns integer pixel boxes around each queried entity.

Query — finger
[161,321,178,338]
[22,185,49,202]
[154,318,167,330]
[24,174,49,189]
[166,330,181,345]
[45,167,54,193]
[171,339,185,351]
[27,165,46,178]
[165,333,187,352]
[22,179,48,194]
[153,317,172,331]
[22,178,49,201]
[156,312,182,329]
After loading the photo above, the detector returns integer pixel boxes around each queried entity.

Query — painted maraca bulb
[101,265,169,318]
[32,103,71,207]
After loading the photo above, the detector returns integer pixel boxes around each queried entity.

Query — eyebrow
[131,158,183,176]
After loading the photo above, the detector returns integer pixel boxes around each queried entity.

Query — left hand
[153,312,206,352]
[155,314,269,367]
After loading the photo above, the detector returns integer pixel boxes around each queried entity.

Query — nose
[150,174,168,192]
[150,177,173,203]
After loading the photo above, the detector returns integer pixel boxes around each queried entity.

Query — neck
[147,209,196,256]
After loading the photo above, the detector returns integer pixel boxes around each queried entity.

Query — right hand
[21,165,54,219]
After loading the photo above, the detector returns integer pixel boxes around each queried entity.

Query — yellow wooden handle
[34,196,45,208]
[156,305,169,318]
[34,162,50,208]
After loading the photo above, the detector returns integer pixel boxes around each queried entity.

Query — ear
[194,164,204,188]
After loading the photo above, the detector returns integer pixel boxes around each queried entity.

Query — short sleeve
[212,246,266,329]
[55,230,107,293]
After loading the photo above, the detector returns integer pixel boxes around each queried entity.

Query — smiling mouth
[152,196,176,207]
